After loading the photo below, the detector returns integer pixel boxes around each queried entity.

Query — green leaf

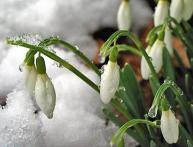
[162,48,175,81]
[119,64,145,117]
[162,48,176,106]
[149,76,160,96]
[179,125,193,146]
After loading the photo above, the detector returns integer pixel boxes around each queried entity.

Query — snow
[0,0,152,58]
[0,44,137,146]
[0,89,45,147]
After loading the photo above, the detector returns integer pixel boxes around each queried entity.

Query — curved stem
[7,40,99,93]
[39,37,101,76]
[100,30,159,84]
[111,119,159,146]
[116,45,142,56]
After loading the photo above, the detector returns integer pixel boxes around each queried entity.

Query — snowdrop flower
[170,0,184,23]
[161,109,179,144]
[149,39,164,73]
[23,55,37,96]
[164,27,173,56]
[35,56,56,119]
[100,47,120,104]
[141,46,151,80]
[154,0,169,26]
[183,0,193,21]
[117,0,132,30]
[141,37,165,79]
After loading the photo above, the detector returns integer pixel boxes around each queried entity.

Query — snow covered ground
[0,0,152,58]
[0,44,137,147]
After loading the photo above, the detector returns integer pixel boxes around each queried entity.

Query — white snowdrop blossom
[154,0,169,26]
[161,110,179,144]
[170,0,184,23]
[141,46,151,80]
[183,0,193,21]
[35,56,56,119]
[100,61,120,104]
[164,27,173,56]
[35,74,56,119]
[117,0,132,30]
[23,64,37,96]
[149,39,164,73]
[141,39,164,79]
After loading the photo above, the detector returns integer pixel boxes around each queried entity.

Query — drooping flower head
[100,47,120,104]
[117,0,132,30]
[170,0,184,23]
[154,0,169,26]
[141,31,165,79]
[160,98,179,144]
[35,56,56,119]
[23,50,37,96]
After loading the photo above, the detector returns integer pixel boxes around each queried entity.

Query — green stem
[102,108,142,144]
[111,119,159,146]
[7,40,99,93]
[116,45,142,56]
[111,98,148,140]
[100,30,159,85]
[39,37,101,76]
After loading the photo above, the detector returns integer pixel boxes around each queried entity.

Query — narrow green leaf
[120,64,145,116]
[162,48,175,81]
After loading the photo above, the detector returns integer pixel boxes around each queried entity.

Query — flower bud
[23,64,37,96]
[149,39,164,73]
[141,39,164,79]
[170,0,184,23]
[35,56,56,119]
[117,0,132,30]
[154,0,169,26]
[100,61,120,104]
[183,0,193,21]
[161,109,179,144]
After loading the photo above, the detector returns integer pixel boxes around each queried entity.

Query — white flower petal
[164,27,173,56]
[149,40,164,73]
[45,76,56,118]
[140,46,151,80]
[154,0,169,26]
[183,0,193,21]
[170,0,184,23]
[117,0,132,30]
[100,61,120,104]
[161,110,179,144]
[23,65,37,96]
[35,74,56,119]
